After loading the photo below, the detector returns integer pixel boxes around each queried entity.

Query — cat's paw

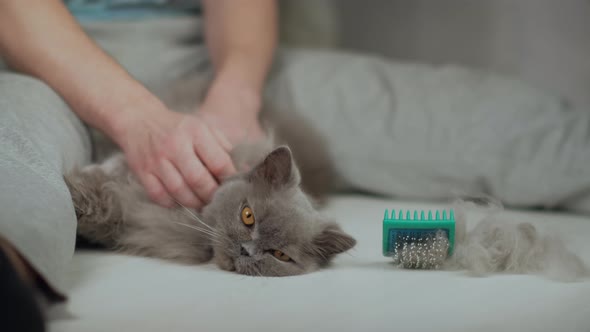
[192,246,214,264]
[214,252,235,272]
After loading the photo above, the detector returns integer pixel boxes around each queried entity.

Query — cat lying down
[65,146,357,277]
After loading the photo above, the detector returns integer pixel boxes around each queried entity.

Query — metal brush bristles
[383,208,456,269]
[392,230,450,269]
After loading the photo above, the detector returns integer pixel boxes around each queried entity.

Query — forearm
[0,0,160,143]
[202,0,278,112]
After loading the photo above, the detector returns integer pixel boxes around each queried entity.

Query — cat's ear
[249,146,300,189]
[309,222,356,263]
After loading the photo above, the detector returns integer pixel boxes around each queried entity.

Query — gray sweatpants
[0,17,209,295]
[2,16,589,296]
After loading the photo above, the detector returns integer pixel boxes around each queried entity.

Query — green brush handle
[382,209,456,256]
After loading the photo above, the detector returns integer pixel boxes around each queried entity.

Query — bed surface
[48,195,590,332]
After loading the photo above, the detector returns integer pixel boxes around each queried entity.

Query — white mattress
[48,195,590,332]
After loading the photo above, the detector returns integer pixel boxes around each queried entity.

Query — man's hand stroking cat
[114,106,237,209]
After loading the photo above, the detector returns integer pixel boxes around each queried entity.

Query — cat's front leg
[64,168,124,248]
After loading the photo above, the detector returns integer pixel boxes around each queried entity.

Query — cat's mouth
[213,240,266,276]
[234,257,264,276]
[226,250,265,276]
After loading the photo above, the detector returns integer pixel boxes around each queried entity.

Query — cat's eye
[241,206,255,226]
[273,250,292,262]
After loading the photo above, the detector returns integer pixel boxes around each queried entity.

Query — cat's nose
[240,244,251,257]
[240,241,256,257]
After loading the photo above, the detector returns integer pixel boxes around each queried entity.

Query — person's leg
[0,72,91,327]
[265,48,590,213]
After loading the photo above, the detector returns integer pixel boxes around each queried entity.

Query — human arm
[0,0,235,208]
[199,0,278,144]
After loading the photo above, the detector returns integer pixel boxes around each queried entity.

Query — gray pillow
[267,49,590,214]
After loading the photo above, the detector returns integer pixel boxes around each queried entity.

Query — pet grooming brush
[382,209,456,269]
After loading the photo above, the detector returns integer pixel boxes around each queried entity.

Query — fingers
[175,142,218,205]
[209,126,233,153]
[139,172,174,208]
[132,113,238,209]
[197,112,233,153]
[158,159,202,207]
[192,124,236,181]
[155,128,230,207]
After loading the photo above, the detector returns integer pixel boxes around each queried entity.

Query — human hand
[113,103,236,209]
[198,77,266,146]
[200,108,265,147]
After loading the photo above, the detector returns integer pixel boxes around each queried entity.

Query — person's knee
[0,73,66,111]
[0,72,57,96]
[0,72,91,171]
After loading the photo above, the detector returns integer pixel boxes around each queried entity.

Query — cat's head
[202,146,356,276]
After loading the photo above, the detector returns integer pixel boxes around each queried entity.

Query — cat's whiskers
[173,221,220,238]
[177,223,220,241]
[174,222,223,245]
[253,265,263,278]
[173,200,221,235]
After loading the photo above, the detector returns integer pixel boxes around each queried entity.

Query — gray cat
[65,145,356,277]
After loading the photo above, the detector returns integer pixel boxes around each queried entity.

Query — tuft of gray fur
[444,199,588,282]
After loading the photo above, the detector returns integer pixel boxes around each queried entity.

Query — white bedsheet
[48,195,590,332]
